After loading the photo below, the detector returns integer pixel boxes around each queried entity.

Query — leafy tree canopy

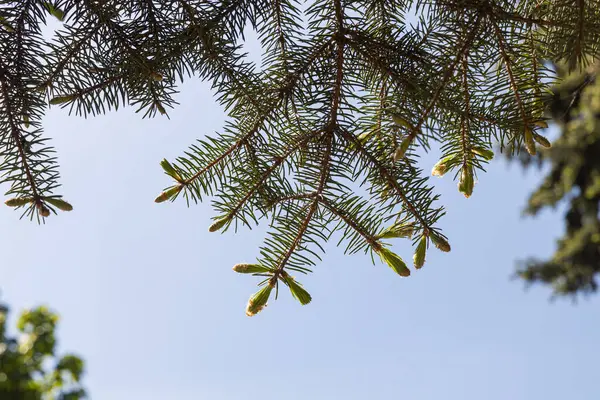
[1,0,598,315]
[0,302,87,399]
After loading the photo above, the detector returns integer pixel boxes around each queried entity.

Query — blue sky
[2,26,600,400]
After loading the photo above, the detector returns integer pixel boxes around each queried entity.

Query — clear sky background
[1,23,599,400]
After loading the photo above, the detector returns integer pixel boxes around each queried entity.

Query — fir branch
[490,14,529,129]
[320,197,379,248]
[339,128,431,231]
[460,53,472,171]
[224,129,323,222]
[272,0,344,279]
[0,74,40,202]
[572,0,585,71]
[410,13,482,144]
[272,132,333,280]
[176,37,334,189]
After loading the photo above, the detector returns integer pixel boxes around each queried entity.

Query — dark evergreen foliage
[518,63,600,297]
[1,0,596,314]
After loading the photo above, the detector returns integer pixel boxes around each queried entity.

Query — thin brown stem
[339,129,430,230]
[491,17,528,127]
[411,14,482,140]
[0,76,40,201]
[226,130,322,220]
[572,0,585,71]
[460,53,472,169]
[320,198,378,247]
[272,0,344,278]
[182,38,333,186]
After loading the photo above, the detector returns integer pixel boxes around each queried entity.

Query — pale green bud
[533,133,551,148]
[376,247,411,277]
[376,222,415,239]
[246,284,274,317]
[429,231,451,252]
[154,185,182,203]
[458,167,474,198]
[283,275,312,305]
[524,127,536,155]
[391,114,414,130]
[413,235,427,269]
[393,137,412,162]
[232,264,271,274]
[44,198,73,212]
[38,204,50,217]
[49,95,76,105]
[5,197,33,207]
[431,155,456,177]
[160,159,180,178]
[208,216,230,232]
[471,147,494,161]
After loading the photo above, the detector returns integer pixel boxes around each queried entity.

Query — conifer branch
[266,192,316,209]
[320,198,379,248]
[460,53,472,171]
[0,75,40,202]
[177,38,334,188]
[572,0,585,70]
[409,13,482,144]
[44,27,100,87]
[3,0,592,308]
[339,128,430,231]
[224,129,323,222]
[490,16,528,129]
[272,0,344,279]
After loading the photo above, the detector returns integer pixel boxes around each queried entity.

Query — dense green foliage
[0,303,86,399]
[517,64,600,297]
[1,0,598,314]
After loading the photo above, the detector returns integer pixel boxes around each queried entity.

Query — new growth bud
[44,198,73,211]
[232,264,271,274]
[5,197,33,207]
[49,95,76,105]
[283,275,312,305]
[429,231,451,252]
[37,204,50,217]
[375,247,411,277]
[393,136,412,161]
[154,185,182,203]
[471,147,494,161]
[208,216,230,232]
[413,235,427,269]
[458,167,474,198]
[376,222,415,239]
[524,127,536,155]
[533,133,551,148]
[246,283,274,317]
[431,155,456,177]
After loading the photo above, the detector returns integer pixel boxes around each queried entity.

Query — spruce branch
[320,197,379,249]
[409,13,482,147]
[0,75,41,204]
[490,14,530,149]
[165,37,334,195]
[4,0,596,309]
[339,128,433,232]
